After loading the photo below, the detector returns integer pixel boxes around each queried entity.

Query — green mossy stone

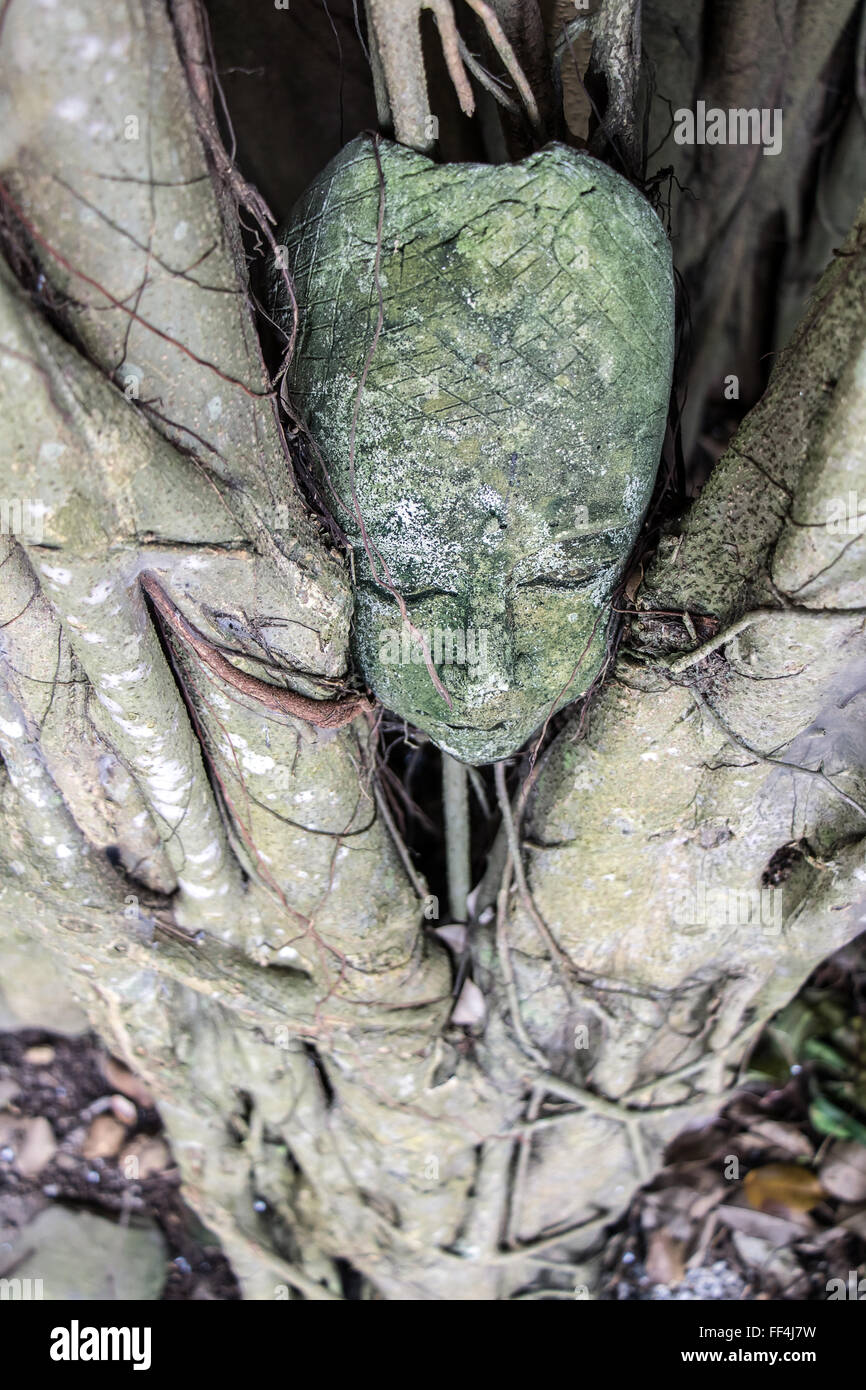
[10,1206,167,1300]
[276,136,674,763]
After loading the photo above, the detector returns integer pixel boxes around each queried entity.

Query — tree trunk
[0,0,864,1299]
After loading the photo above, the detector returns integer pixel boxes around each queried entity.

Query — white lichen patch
[176,877,215,900]
[99,663,151,688]
[114,716,156,740]
[186,840,220,865]
[81,578,115,606]
[241,752,275,775]
[40,565,72,586]
[55,96,87,122]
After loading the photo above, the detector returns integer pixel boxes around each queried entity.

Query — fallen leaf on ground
[109,1094,137,1126]
[746,1120,813,1159]
[435,925,467,954]
[0,1114,57,1176]
[645,1229,687,1286]
[119,1134,170,1179]
[0,1078,21,1109]
[451,979,485,1026]
[717,1203,813,1244]
[744,1163,824,1217]
[100,1057,155,1109]
[83,1114,127,1160]
[819,1142,866,1204]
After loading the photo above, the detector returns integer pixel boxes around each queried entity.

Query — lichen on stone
[276,136,674,763]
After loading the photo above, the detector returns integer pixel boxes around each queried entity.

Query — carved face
[278,136,674,763]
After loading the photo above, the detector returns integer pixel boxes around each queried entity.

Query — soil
[0,1029,240,1300]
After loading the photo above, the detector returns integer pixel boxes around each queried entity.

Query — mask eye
[516,569,603,592]
[400,587,457,602]
[358,580,456,603]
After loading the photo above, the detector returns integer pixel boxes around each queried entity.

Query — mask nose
[439,594,512,707]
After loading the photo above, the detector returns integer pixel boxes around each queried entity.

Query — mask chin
[417,701,558,765]
[428,723,529,766]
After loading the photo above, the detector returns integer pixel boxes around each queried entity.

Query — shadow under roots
[375,728,500,922]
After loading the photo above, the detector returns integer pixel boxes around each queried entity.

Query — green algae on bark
[277,136,674,763]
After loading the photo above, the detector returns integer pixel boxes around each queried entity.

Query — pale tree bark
[0,0,864,1300]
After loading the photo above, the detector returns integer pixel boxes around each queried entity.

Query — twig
[374,781,428,900]
[467,764,491,818]
[493,761,572,973]
[660,604,866,675]
[506,1083,542,1247]
[427,0,475,115]
[691,687,866,822]
[463,0,541,131]
[442,752,472,921]
[456,35,519,113]
[495,869,549,1069]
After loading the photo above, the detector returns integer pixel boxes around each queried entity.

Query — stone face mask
[276,136,674,764]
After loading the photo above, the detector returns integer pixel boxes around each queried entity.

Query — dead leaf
[109,1094,138,1126]
[731,1231,772,1271]
[837,1208,866,1242]
[689,1186,726,1222]
[744,1163,824,1217]
[645,1229,687,1286]
[83,1114,127,1160]
[732,1231,803,1291]
[0,1114,57,1176]
[0,1078,21,1109]
[623,564,644,606]
[717,1203,813,1244]
[100,1057,154,1109]
[435,924,467,954]
[819,1142,866,1204]
[746,1119,813,1159]
[451,979,485,1026]
[119,1134,170,1179]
